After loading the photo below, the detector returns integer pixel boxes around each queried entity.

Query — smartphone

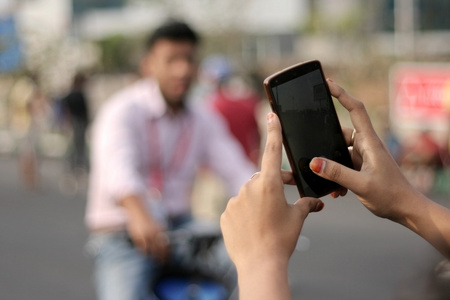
[263,60,352,198]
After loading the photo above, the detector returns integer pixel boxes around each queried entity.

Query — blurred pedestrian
[85,20,255,300]
[189,55,262,220]
[60,72,90,175]
[10,74,50,190]
[200,55,262,166]
[400,130,444,194]
[382,124,402,163]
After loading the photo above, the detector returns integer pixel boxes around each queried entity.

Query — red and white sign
[390,63,450,130]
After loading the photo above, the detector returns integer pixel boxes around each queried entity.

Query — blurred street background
[1,0,450,299]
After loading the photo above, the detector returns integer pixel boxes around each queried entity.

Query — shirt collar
[138,77,191,119]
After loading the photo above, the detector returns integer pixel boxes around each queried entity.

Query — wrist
[237,258,291,300]
[237,256,289,275]
[121,195,156,224]
[390,187,429,229]
[121,195,147,215]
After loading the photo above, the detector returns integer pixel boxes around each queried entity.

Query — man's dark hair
[146,20,200,51]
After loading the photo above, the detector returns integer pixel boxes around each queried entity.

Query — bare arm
[120,195,168,261]
[237,259,292,300]
[400,193,450,258]
[310,79,450,259]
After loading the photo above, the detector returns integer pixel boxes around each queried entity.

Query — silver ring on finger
[350,129,356,146]
[249,172,260,180]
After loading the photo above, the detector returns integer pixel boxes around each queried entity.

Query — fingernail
[315,201,324,212]
[267,113,275,124]
[310,158,326,174]
[326,78,334,82]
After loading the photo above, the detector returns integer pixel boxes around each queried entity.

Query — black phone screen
[266,61,352,197]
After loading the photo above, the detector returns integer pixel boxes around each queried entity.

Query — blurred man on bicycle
[85,20,254,300]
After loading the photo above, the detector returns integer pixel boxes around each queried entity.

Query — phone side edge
[262,77,307,198]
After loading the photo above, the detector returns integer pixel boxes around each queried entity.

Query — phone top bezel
[264,60,322,90]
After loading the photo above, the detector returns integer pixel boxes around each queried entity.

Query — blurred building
[1,0,449,78]
[0,0,100,94]
[70,0,450,71]
[1,0,450,154]
[0,16,22,72]
[0,0,447,101]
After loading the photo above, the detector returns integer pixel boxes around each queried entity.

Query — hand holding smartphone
[263,60,352,198]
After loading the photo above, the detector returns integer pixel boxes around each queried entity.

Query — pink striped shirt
[85,78,255,230]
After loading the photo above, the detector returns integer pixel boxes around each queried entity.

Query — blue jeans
[86,231,159,300]
[86,218,237,300]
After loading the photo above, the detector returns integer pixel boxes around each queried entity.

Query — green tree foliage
[96,34,141,73]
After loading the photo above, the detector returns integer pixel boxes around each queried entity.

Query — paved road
[284,184,449,300]
[0,157,95,300]
[0,156,449,300]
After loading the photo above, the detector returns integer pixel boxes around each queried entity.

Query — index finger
[327,79,376,137]
[260,113,283,178]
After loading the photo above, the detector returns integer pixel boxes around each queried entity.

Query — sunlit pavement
[0,156,449,300]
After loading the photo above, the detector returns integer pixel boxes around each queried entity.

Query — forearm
[396,191,450,259]
[120,194,161,227]
[237,259,292,300]
[120,195,147,216]
[120,194,168,258]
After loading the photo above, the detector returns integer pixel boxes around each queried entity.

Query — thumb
[309,157,361,193]
[292,197,324,218]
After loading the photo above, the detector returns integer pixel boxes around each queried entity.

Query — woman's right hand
[309,79,419,222]
[310,79,450,259]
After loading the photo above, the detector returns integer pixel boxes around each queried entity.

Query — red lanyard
[148,114,194,193]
